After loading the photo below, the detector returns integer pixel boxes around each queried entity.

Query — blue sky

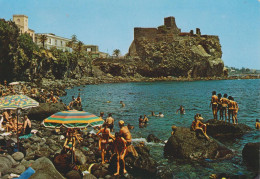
[0,0,259,69]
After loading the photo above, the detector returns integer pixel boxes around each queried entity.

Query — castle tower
[164,16,181,34]
[13,15,29,33]
[13,14,35,42]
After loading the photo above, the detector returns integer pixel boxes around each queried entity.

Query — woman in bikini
[220,94,229,122]
[63,129,76,162]
[96,123,114,164]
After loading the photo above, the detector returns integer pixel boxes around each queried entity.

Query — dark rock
[146,134,162,143]
[12,152,24,161]
[8,164,26,175]
[28,103,67,121]
[0,155,15,175]
[65,170,82,179]
[206,119,252,141]
[164,127,233,160]
[242,142,260,173]
[83,173,97,179]
[75,149,87,165]
[30,157,65,179]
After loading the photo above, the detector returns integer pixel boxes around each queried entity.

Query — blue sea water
[61,79,260,178]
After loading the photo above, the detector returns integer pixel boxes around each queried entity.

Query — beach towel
[19,134,32,139]
[16,167,35,179]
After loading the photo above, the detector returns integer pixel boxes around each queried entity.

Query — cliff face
[129,35,224,77]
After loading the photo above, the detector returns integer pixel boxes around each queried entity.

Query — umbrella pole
[16,109,19,152]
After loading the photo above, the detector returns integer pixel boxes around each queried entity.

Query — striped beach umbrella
[43,110,104,128]
[0,94,39,110]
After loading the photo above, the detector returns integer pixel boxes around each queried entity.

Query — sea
[61,79,260,178]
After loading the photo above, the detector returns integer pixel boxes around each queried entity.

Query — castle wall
[134,28,158,41]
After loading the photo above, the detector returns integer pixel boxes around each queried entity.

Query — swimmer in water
[120,101,125,108]
[255,119,260,129]
[176,105,185,114]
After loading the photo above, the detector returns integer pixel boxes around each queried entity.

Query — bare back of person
[120,126,132,144]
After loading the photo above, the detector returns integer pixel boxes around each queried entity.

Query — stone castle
[129,16,218,56]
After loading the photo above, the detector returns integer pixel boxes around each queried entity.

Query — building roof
[35,33,71,41]
[13,14,28,18]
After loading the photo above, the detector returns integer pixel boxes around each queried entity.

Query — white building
[35,33,71,51]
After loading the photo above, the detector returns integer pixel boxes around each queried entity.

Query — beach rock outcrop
[30,157,65,179]
[28,103,67,121]
[206,119,252,141]
[147,134,163,143]
[242,142,260,173]
[164,127,233,160]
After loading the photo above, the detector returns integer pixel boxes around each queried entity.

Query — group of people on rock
[210,91,239,124]
[96,120,137,176]
[0,109,32,135]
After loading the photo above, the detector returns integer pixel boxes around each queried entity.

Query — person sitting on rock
[96,123,114,164]
[68,96,76,109]
[210,91,218,120]
[176,105,185,114]
[23,115,32,135]
[171,125,177,135]
[113,132,127,176]
[255,119,260,129]
[191,113,210,140]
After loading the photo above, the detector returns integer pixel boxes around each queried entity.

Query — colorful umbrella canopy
[43,110,104,128]
[0,94,39,110]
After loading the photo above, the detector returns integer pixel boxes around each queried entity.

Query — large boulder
[0,155,16,175]
[164,127,233,160]
[206,119,252,141]
[146,134,163,143]
[30,157,65,179]
[28,103,67,121]
[242,142,260,173]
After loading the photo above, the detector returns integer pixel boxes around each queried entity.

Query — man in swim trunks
[227,96,233,123]
[210,91,218,120]
[105,113,114,132]
[96,123,114,164]
[176,105,185,114]
[220,94,229,122]
[232,97,239,125]
[255,119,260,129]
[113,132,127,176]
[191,113,210,140]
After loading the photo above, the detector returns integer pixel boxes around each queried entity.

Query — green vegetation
[113,49,121,57]
[0,19,93,83]
[226,66,259,75]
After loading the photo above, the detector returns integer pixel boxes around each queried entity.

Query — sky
[0,0,259,69]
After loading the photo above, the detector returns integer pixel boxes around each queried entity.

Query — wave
[132,137,165,146]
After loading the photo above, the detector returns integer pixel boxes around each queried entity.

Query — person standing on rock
[210,91,218,120]
[217,93,223,120]
[220,94,229,122]
[23,115,32,135]
[113,132,127,176]
[191,114,210,140]
[105,113,114,132]
[232,97,239,125]
[96,123,114,164]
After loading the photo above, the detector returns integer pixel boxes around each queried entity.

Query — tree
[113,49,120,57]
[75,41,84,55]
[39,34,47,48]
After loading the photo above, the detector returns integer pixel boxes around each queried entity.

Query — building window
[49,38,51,44]
[55,40,57,45]
[61,41,63,46]
[17,19,20,23]
[87,48,91,52]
